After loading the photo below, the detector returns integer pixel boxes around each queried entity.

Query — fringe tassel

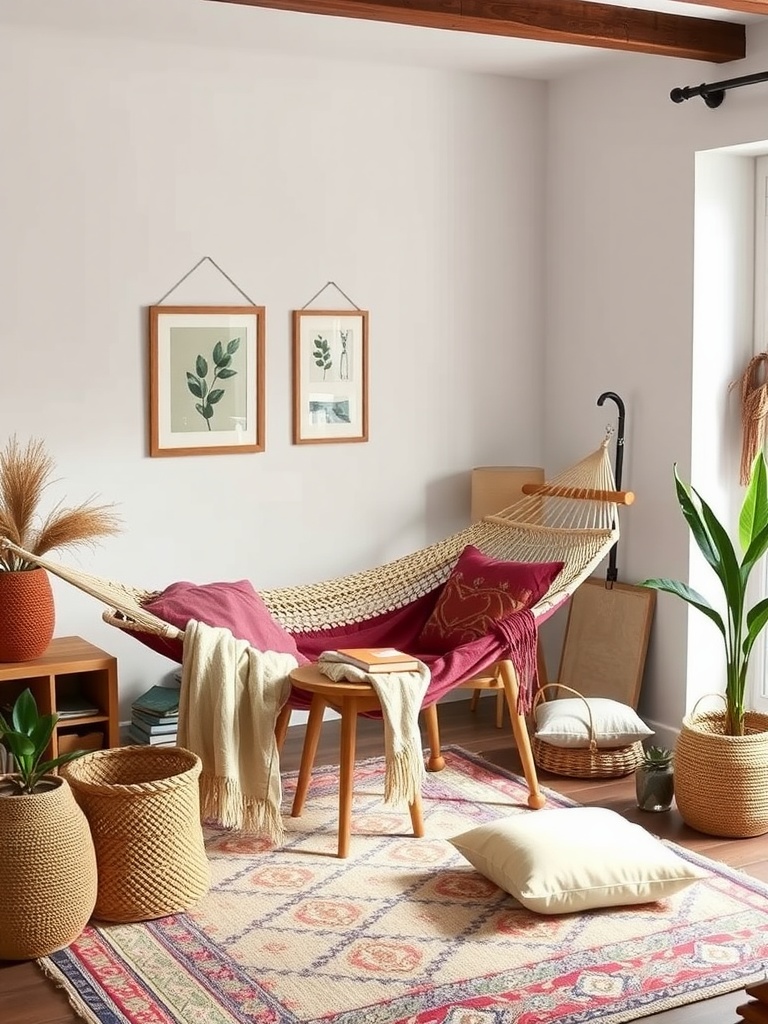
[732,353,768,486]
[384,747,423,806]
[199,775,285,846]
[494,609,538,713]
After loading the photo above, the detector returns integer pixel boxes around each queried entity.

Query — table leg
[291,694,326,818]
[421,703,445,772]
[499,660,546,810]
[408,790,425,838]
[337,697,358,858]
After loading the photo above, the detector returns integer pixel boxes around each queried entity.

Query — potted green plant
[635,745,674,812]
[0,689,97,959]
[0,436,120,661]
[640,453,768,837]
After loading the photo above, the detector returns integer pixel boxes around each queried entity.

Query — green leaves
[0,688,91,794]
[740,452,768,552]
[313,335,332,379]
[186,337,241,431]
[640,452,768,736]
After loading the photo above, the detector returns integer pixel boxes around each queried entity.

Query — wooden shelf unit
[0,636,119,759]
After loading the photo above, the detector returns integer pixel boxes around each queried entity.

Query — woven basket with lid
[62,745,210,922]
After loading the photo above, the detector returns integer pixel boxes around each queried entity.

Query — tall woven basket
[62,746,210,922]
[675,698,768,839]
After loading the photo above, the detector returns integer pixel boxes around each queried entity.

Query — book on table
[131,684,180,716]
[333,647,419,673]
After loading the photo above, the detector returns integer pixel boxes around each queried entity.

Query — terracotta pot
[0,568,55,662]
[0,775,97,959]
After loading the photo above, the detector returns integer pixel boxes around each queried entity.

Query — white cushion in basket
[534,696,653,748]
[449,807,706,915]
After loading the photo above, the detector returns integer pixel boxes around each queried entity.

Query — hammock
[0,432,630,708]
[0,433,631,812]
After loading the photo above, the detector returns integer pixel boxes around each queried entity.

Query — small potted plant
[0,689,97,959]
[635,745,674,812]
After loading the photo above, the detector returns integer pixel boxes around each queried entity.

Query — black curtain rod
[671,70,768,108]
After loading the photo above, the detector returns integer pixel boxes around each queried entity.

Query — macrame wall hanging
[732,353,768,485]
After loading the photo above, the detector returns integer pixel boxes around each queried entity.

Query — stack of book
[127,684,180,746]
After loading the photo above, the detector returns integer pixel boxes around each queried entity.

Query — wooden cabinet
[0,636,118,759]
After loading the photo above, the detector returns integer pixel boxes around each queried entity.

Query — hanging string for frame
[300,280,361,310]
[731,353,768,485]
[155,256,259,306]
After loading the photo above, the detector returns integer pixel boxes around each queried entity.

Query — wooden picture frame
[292,309,369,445]
[149,305,265,457]
[556,578,656,710]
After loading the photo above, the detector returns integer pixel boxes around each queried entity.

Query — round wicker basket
[62,745,210,922]
[675,701,768,838]
[531,684,644,779]
[0,776,97,959]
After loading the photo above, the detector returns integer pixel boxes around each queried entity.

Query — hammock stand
[0,432,633,812]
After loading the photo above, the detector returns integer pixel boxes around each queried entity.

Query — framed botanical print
[149,305,265,457]
[292,309,369,444]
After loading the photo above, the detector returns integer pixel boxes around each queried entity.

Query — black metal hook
[596,391,625,490]
[596,391,626,585]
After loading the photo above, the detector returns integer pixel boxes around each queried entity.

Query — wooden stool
[289,663,426,858]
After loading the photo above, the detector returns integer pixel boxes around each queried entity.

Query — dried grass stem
[0,437,121,571]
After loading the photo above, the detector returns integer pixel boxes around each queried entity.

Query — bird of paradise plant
[640,453,768,736]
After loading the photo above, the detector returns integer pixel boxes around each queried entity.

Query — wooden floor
[3,697,767,1024]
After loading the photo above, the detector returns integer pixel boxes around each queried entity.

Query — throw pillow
[417,545,564,653]
[449,806,706,914]
[137,579,306,665]
[534,696,653,748]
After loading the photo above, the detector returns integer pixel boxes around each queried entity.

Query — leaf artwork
[313,335,332,380]
[186,337,240,430]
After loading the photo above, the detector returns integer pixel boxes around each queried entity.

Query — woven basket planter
[0,776,97,959]
[675,705,768,838]
[531,685,644,779]
[62,745,210,922]
[0,567,55,662]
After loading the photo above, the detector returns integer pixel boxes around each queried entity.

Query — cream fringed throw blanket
[178,620,296,846]
[316,652,430,805]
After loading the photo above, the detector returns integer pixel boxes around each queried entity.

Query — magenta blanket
[290,588,540,713]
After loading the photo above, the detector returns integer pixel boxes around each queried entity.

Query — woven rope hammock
[0,432,631,642]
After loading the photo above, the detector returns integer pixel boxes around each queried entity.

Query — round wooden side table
[289,663,426,858]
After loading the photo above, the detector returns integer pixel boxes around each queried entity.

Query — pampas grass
[0,437,121,571]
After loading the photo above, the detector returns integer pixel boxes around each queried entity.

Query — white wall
[0,5,547,719]
[547,27,768,742]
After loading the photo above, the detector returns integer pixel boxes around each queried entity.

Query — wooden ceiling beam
[207,0,746,63]
[672,0,768,13]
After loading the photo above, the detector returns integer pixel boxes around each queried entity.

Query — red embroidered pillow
[136,579,307,664]
[417,546,564,653]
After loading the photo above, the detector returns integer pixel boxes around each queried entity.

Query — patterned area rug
[41,746,768,1024]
